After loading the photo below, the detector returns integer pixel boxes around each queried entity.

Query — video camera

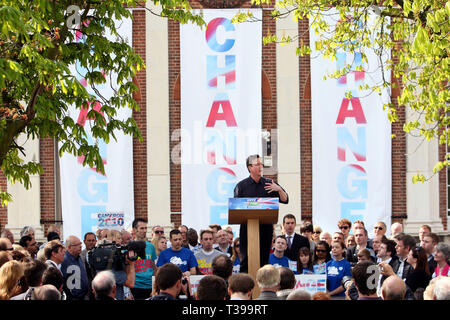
[88,240,146,273]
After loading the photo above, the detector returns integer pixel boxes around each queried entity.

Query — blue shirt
[134,241,157,289]
[326,258,352,296]
[157,247,198,273]
[268,254,297,273]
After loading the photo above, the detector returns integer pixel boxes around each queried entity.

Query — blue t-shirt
[313,262,327,275]
[156,247,198,273]
[326,258,352,296]
[268,254,297,273]
[233,256,241,273]
[134,241,157,289]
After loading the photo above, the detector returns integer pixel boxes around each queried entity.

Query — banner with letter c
[180,9,262,233]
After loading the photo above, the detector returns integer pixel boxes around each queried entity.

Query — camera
[88,240,146,274]
[341,276,353,290]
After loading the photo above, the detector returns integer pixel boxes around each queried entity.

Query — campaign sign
[228,198,279,210]
[97,212,125,230]
[294,274,327,294]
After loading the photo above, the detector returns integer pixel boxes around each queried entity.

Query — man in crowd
[351,261,383,300]
[276,267,296,300]
[347,228,375,264]
[234,154,289,272]
[332,232,345,244]
[377,238,399,287]
[212,254,233,284]
[151,225,165,240]
[216,229,232,256]
[44,240,66,271]
[131,218,157,300]
[390,222,403,237]
[60,235,91,300]
[269,235,294,271]
[195,229,222,275]
[368,221,387,247]
[91,270,117,300]
[228,273,255,300]
[0,228,14,245]
[196,275,228,300]
[394,233,415,280]
[282,214,309,261]
[381,275,406,300]
[151,263,188,300]
[81,232,97,281]
[19,235,38,259]
[157,229,197,277]
[421,232,439,274]
[178,225,189,249]
[418,225,432,244]
[255,264,280,300]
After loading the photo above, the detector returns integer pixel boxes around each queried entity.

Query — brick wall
[132,9,148,221]
[0,171,7,230]
[40,138,56,235]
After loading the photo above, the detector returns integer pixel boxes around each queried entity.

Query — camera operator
[90,239,136,300]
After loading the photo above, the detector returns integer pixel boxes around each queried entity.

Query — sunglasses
[154,230,164,234]
[374,227,383,230]
[313,231,321,234]
[339,226,349,230]
[235,244,240,248]
[316,249,327,253]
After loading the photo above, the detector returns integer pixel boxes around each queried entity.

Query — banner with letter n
[59,17,134,240]
[180,9,262,233]
[310,9,391,237]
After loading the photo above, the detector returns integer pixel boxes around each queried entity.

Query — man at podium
[233,154,289,273]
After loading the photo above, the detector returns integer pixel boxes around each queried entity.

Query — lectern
[228,197,279,298]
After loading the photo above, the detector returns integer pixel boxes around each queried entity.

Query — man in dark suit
[377,239,399,287]
[420,232,439,274]
[393,233,415,280]
[234,154,289,273]
[80,232,97,282]
[282,214,310,261]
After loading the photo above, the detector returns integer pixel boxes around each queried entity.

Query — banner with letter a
[180,9,262,233]
[310,10,391,237]
[59,17,134,240]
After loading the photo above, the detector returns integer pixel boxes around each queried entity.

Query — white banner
[311,10,391,238]
[60,17,134,240]
[180,9,262,233]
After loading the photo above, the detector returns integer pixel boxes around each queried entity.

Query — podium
[228,197,279,298]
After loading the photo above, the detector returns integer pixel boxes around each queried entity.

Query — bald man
[390,223,403,237]
[381,275,406,300]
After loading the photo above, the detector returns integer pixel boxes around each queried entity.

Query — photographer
[150,263,192,300]
[89,238,137,300]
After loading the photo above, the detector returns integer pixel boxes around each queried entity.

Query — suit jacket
[392,256,414,280]
[428,256,437,275]
[284,233,310,261]
[379,256,399,286]
[256,291,279,300]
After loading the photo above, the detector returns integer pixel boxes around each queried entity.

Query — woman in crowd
[297,247,314,274]
[151,236,167,262]
[0,260,25,300]
[107,230,123,244]
[405,246,431,293]
[326,241,352,297]
[432,243,450,278]
[311,226,322,244]
[231,237,242,273]
[312,241,331,274]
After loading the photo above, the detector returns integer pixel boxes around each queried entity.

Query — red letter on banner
[336,97,367,124]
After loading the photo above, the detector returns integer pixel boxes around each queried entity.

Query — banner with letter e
[310,9,391,237]
[180,9,262,233]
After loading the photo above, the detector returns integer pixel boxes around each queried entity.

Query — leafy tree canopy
[0,0,204,205]
[235,0,449,182]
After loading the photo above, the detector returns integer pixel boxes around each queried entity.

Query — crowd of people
[0,216,449,300]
